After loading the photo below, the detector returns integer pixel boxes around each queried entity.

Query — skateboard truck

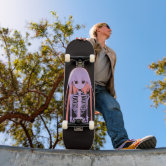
[62,119,94,130]
[65,54,95,64]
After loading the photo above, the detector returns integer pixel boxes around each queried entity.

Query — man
[83,23,156,149]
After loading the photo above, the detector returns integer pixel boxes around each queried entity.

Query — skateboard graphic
[63,39,95,149]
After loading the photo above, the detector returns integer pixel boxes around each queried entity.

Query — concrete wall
[0,145,166,166]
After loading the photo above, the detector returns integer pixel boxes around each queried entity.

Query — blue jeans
[95,85,129,148]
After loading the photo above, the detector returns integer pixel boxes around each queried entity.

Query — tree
[0,12,107,149]
[149,57,166,108]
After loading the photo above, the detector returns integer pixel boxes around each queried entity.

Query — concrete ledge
[0,145,166,166]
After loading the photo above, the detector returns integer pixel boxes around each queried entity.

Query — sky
[0,0,166,150]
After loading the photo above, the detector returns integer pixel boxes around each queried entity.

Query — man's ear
[96,27,100,33]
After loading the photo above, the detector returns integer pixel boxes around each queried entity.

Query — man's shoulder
[105,46,116,57]
[87,38,116,58]
[87,38,96,46]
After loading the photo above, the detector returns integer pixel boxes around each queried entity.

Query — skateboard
[62,39,95,149]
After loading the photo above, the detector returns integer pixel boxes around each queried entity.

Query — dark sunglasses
[106,24,111,29]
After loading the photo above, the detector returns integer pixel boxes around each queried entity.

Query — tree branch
[53,114,59,149]
[10,119,34,148]
[20,121,34,148]
[45,34,64,66]
[0,96,10,101]
[27,59,39,89]
[0,72,64,124]
[27,89,48,98]
[40,115,52,149]
[30,71,64,121]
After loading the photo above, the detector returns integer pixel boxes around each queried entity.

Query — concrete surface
[0,145,166,166]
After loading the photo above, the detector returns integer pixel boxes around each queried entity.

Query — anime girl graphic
[65,67,93,124]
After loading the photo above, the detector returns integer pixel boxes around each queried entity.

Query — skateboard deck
[63,39,95,149]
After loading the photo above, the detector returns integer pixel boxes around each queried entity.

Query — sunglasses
[106,24,111,29]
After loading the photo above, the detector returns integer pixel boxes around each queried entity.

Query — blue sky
[0,0,166,150]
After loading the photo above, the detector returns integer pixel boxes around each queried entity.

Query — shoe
[117,135,157,150]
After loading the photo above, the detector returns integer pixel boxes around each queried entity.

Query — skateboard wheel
[90,54,95,63]
[62,120,68,130]
[65,54,70,62]
[89,121,94,130]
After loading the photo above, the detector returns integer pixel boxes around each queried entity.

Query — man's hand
[95,111,101,115]
[76,37,87,41]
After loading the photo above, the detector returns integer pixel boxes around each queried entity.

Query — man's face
[97,24,112,39]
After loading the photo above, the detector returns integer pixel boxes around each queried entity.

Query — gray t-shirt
[95,47,112,86]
